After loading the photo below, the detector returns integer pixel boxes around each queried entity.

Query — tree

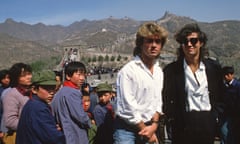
[104,55,109,62]
[30,60,46,72]
[98,55,104,62]
[88,57,92,63]
[117,55,122,61]
[92,55,97,62]
[110,56,115,62]
[81,56,87,64]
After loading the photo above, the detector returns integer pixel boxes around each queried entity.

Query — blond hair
[134,22,168,56]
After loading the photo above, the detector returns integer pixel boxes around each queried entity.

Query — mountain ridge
[0,12,240,75]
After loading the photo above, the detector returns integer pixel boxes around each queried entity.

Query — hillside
[0,12,240,75]
[0,33,61,69]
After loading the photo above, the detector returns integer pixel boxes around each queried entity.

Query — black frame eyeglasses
[182,38,199,46]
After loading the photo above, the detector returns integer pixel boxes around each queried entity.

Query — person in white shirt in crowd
[113,22,168,144]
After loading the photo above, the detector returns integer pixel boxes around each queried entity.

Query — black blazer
[162,58,224,142]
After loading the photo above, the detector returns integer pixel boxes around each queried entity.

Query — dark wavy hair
[64,61,86,79]
[133,22,168,56]
[9,63,32,87]
[175,23,208,60]
[222,66,234,75]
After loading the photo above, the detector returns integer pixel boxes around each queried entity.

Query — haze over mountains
[0,12,240,75]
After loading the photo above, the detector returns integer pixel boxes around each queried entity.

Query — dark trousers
[183,111,216,144]
[172,111,216,144]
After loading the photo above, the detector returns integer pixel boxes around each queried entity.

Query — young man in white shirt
[114,22,168,144]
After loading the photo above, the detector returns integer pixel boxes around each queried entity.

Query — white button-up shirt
[184,59,211,111]
[115,56,163,124]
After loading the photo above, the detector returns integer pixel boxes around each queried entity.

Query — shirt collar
[134,55,160,67]
[16,85,31,96]
[63,81,79,89]
[228,79,234,85]
[183,59,205,71]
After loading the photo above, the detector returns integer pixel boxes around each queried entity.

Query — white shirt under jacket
[184,59,211,112]
[115,56,163,124]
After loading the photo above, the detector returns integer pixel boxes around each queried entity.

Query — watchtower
[54,45,84,72]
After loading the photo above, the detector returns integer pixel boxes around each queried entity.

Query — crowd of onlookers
[87,66,119,76]
[0,61,117,144]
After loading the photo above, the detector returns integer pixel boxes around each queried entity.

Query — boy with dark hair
[222,66,234,78]
[54,71,63,91]
[82,90,91,114]
[51,61,91,144]
[93,83,114,144]
[221,66,240,144]
[16,70,65,144]
[81,90,97,144]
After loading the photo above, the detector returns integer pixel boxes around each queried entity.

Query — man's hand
[148,133,159,143]
[138,123,158,141]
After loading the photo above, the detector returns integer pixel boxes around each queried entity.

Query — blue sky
[0,0,239,26]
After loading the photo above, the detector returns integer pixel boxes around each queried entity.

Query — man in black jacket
[163,23,224,144]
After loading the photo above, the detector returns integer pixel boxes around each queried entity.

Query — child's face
[1,74,10,87]
[224,73,234,82]
[99,92,112,105]
[33,85,56,104]
[82,96,90,112]
[66,71,85,87]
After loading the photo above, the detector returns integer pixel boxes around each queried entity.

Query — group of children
[0,61,116,144]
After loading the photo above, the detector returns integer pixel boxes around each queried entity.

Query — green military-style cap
[96,83,112,92]
[32,70,56,86]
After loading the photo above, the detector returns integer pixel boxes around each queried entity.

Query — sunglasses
[144,38,162,44]
[40,85,56,93]
[182,38,199,46]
